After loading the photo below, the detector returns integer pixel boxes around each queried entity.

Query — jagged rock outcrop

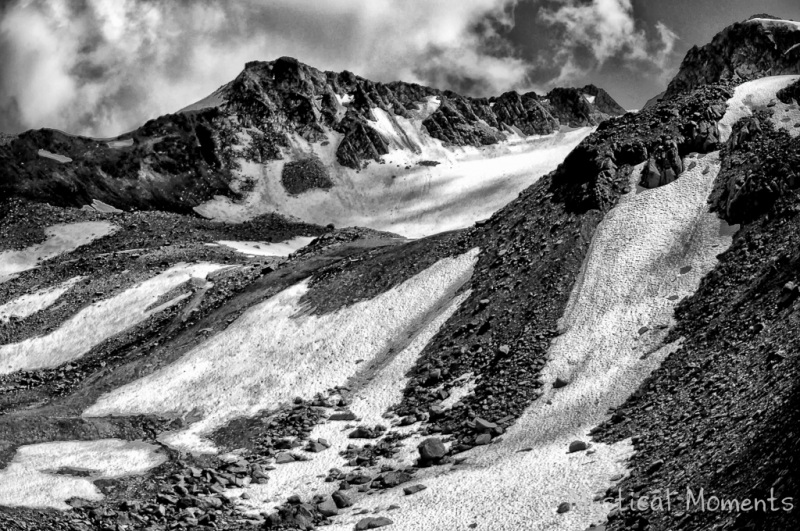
[640,140,683,188]
[711,111,800,223]
[665,14,800,99]
[777,77,800,103]
[544,85,626,127]
[549,84,730,209]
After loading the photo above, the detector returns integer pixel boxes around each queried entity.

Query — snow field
[718,75,800,142]
[83,250,480,453]
[0,222,117,283]
[194,108,592,238]
[314,152,733,531]
[216,236,316,257]
[0,263,226,374]
[37,149,72,163]
[232,288,472,514]
[0,276,82,324]
[0,439,166,510]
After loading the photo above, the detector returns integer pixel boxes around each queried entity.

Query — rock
[679,266,693,274]
[317,496,339,517]
[380,470,412,488]
[553,377,570,389]
[403,484,427,495]
[568,440,588,453]
[332,490,353,508]
[275,452,296,464]
[329,411,357,421]
[418,437,447,461]
[474,433,492,445]
[307,441,328,453]
[647,459,664,474]
[349,426,377,439]
[157,494,179,505]
[557,502,571,514]
[474,417,498,431]
[355,516,394,530]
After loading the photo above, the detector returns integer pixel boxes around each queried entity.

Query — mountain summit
[1,58,624,236]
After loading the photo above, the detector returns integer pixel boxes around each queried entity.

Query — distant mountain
[0,57,625,223]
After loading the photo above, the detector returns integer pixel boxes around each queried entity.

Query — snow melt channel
[0,263,226,374]
[316,152,734,531]
[0,439,166,510]
[84,249,480,453]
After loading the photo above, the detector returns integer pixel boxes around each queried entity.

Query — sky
[1,0,800,137]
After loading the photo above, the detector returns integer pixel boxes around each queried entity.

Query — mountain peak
[664,14,800,98]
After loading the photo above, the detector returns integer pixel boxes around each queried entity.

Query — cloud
[0,0,531,137]
[538,0,679,84]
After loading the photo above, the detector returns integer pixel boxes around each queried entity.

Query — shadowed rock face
[665,14,800,99]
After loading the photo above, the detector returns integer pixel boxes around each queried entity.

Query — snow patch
[0,276,82,324]
[37,149,72,163]
[106,138,133,148]
[439,373,477,409]
[84,250,479,454]
[216,236,315,257]
[0,222,116,283]
[0,263,226,374]
[336,93,353,106]
[583,94,596,105]
[236,288,472,513]
[82,199,123,213]
[314,153,732,531]
[718,75,800,141]
[0,439,166,510]
[748,17,800,31]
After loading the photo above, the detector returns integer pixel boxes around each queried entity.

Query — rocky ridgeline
[216,57,625,168]
[543,84,730,214]
[1,56,624,215]
[665,14,800,98]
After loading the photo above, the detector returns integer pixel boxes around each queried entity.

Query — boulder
[568,440,588,453]
[355,516,394,530]
[418,437,447,461]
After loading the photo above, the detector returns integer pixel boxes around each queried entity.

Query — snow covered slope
[221,153,734,530]
[195,127,593,238]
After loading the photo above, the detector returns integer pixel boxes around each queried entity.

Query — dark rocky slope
[595,112,800,531]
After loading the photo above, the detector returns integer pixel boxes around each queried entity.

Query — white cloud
[0,0,529,137]
[539,0,679,84]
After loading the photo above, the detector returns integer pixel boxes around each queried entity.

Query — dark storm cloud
[0,0,680,137]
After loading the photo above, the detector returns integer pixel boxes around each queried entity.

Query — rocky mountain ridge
[0,58,624,219]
